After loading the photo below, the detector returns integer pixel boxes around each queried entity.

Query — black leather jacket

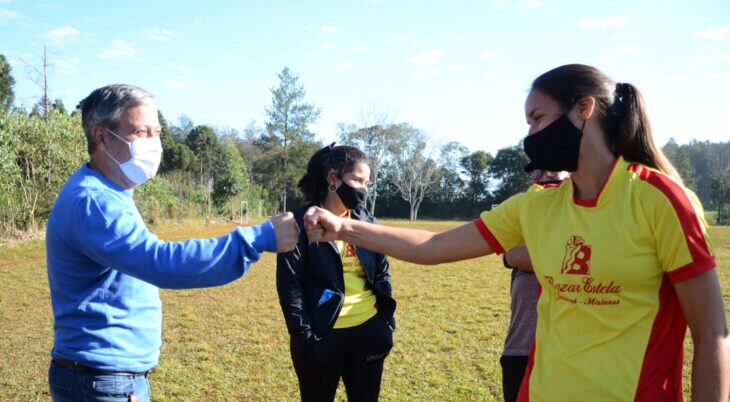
[276,204,396,344]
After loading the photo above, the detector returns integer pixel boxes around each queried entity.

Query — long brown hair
[531,64,681,181]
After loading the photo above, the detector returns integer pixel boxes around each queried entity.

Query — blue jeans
[48,361,151,402]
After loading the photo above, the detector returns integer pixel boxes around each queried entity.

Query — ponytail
[610,82,681,182]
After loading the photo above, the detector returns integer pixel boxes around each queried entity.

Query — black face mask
[523,114,584,172]
[336,180,367,210]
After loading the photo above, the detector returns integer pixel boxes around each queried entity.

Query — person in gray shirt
[500,170,568,402]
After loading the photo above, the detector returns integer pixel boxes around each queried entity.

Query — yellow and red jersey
[475,157,715,401]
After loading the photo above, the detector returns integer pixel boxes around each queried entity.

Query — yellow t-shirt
[333,239,378,329]
[475,157,715,402]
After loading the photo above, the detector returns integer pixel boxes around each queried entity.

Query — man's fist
[303,206,343,243]
[504,244,533,272]
[271,212,300,252]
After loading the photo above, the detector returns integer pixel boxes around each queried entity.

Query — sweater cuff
[242,221,277,253]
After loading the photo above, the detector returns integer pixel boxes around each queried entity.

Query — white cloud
[447,64,466,71]
[411,49,444,66]
[8,58,23,67]
[383,36,423,47]
[489,0,506,6]
[154,63,193,75]
[0,8,21,19]
[517,0,543,10]
[693,26,730,40]
[142,28,175,42]
[46,25,79,46]
[166,63,193,73]
[444,33,470,40]
[0,0,12,4]
[413,68,441,79]
[692,48,730,64]
[322,42,335,50]
[331,62,353,71]
[53,59,79,74]
[98,39,143,60]
[38,2,59,11]
[322,25,341,34]
[346,44,367,53]
[601,43,641,64]
[610,43,640,54]
[165,80,191,89]
[671,75,689,81]
[580,15,632,31]
[481,50,509,63]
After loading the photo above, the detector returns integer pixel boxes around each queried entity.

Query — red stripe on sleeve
[667,257,716,283]
[633,275,686,401]
[473,218,505,255]
[628,164,715,282]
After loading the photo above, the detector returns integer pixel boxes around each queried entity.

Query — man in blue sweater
[46,84,299,402]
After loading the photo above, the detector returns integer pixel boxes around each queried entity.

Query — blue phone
[318,289,335,306]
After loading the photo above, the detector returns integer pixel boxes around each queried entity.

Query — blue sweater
[46,164,276,372]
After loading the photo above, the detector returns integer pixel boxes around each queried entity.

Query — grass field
[0,220,728,401]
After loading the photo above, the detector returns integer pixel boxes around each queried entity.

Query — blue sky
[1,0,728,154]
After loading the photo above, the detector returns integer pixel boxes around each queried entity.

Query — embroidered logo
[561,235,591,275]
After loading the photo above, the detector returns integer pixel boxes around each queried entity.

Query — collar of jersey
[569,156,625,208]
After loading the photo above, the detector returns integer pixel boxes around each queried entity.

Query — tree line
[0,54,728,237]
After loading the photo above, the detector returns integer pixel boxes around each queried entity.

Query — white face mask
[104,127,163,186]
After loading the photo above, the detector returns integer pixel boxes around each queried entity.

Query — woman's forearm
[675,270,730,402]
[304,206,493,264]
[340,220,439,264]
[339,219,493,265]
[691,335,730,402]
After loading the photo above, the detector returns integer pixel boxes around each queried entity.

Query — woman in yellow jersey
[303,64,729,402]
[500,170,568,402]
[277,143,395,402]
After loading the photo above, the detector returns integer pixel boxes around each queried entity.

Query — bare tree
[337,106,399,215]
[387,125,441,221]
[239,120,262,181]
[26,45,51,119]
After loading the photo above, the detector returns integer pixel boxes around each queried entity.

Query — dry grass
[0,221,728,401]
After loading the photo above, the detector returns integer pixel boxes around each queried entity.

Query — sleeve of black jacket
[276,216,313,343]
[370,213,392,296]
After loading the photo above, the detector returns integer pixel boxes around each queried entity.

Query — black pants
[290,314,393,402]
[500,355,529,402]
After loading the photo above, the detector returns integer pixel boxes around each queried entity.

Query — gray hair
[79,84,154,154]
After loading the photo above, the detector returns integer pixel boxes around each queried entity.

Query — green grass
[0,221,728,401]
[706,210,718,225]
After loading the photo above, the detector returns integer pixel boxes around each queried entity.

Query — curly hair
[298,143,369,204]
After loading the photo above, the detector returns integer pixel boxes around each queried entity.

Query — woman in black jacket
[277,144,396,402]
